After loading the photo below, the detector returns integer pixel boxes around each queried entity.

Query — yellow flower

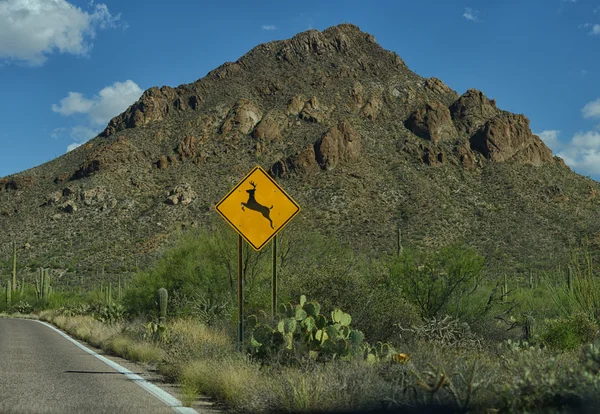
[392,353,409,363]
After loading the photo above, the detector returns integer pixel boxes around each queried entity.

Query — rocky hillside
[1,24,599,284]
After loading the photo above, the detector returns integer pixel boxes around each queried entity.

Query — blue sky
[1,0,600,181]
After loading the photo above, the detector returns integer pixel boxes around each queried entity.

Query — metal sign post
[272,235,277,319]
[237,234,243,349]
[216,166,300,350]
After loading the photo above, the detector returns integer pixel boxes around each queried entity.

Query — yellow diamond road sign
[216,166,300,251]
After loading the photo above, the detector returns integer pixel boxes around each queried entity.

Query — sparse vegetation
[4,225,600,413]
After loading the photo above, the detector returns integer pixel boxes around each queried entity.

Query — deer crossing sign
[216,166,300,251]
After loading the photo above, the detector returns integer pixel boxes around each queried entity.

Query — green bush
[389,243,485,319]
[540,312,599,351]
[122,228,238,319]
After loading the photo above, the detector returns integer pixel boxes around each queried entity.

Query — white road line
[37,320,198,414]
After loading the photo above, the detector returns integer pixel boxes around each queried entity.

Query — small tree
[390,244,485,319]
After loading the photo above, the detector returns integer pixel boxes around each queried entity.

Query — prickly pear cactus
[247,295,373,363]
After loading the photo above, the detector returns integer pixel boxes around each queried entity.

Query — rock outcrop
[271,146,320,178]
[0,176,35,191]
[450,89,499,136]
[315,120,360,170]
[470,114,553,166]
[71,137,144,180]
[101,85,203,137]
[253,110,288,141]
[166,184,196,206]
[405,101,458,143]
[219,99,262,136]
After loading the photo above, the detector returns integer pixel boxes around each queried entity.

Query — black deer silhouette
[241,181,274,228]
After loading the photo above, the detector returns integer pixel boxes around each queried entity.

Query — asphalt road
[0,318,192,414]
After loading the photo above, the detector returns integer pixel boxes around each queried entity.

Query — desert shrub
[500,341,600,412]
[389,243,485,319]
[540,312,599,351]
[122,228,239,319]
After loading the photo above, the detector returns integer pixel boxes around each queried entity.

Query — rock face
[253,110,288,141]
[450,89,498,136]
[71,137,144,180]
[271,146,320,178]
[424,77,456,97]
[101,85,202,137]
[402,87,554,168]
[299,96,333,123]
[470,114,553,166]
[81,187,108,206]
[405,101,457,143]
[220,99,262,136]
[315,120,360,170]
[0,176,35,191]
[176,136,200,160]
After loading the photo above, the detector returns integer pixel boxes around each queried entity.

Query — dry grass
[39,311,162,364]
[180,357,266,409]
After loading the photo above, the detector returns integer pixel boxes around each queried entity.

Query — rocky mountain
[1,24,599,284]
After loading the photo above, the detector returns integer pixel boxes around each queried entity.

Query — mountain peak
[1,23,594,278]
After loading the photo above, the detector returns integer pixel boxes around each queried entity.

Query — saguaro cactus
[158,288,168,325]
[6,281,11,306]
[528,270,534,289]
[44,271,51,299]
[524,315,535,341]
[12,240,17,292]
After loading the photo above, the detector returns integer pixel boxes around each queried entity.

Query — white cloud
[535,130,562,151]
[261,25,277,31]
[67,142,83,152]
[582,98,600,118]
[595,6,600,13]
[69,126,99,141]
[556,130,600,177]
[463,7,480,21]
[53,80,143,126]
[51,127,67,139]
[52,80,142,152]
[0,0,123,66]
[52,92,94,116]
[578,22,600,35]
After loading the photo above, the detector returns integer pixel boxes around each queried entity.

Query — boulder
[166,184,196,206]
[45,191,62,206]
[71,136,143,180]
[287,95,305,116]
[450,89,499,136]
[315,120,361,170]
[271,146,320,178]
[253,110,288,141]
[220,99,262,136]
[299,96,331,123]
[60,201,77,214]
[0,176,35,191]
[360,95,383,120]
[155,155,169,169]
[405,101,458,143]
[470,113,554,166]
[81,187,108,206]
[176,135,200,159]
